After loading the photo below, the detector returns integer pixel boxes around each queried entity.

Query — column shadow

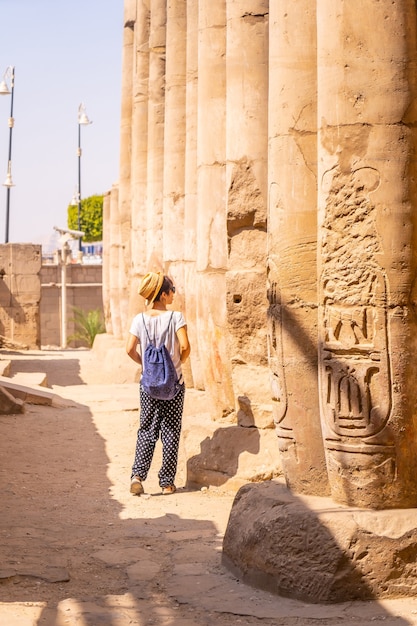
[0,352,412,625]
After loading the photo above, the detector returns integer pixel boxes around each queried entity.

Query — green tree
[67,194,103,241]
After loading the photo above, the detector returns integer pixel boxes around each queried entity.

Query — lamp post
[53,226,84,348]
[0,66,15,244]
[77,103,92,256]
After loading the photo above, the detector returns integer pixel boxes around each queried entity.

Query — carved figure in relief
[320,165,393,445]
[266,182,289,431]
[267,258,288,427]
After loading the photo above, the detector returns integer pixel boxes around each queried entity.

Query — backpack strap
[142,313,152,343]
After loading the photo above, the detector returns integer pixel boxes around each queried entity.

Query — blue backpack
[141,312,179,400]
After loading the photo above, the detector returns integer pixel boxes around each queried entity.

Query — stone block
[228,229,267,270]
[0,280,12,307]
[0,386,24,414]
[223,481,417,603]
[0,377,58,406]
[0,243,41,275]
[0,360,11,376]
[11,273,41,296]
[232,363,271,405]
[226,270,268,365]
[92,333,140,383]
[237,396,274,429]
[183,410,282,490]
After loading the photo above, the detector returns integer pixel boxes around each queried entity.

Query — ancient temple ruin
[103,0,417,601]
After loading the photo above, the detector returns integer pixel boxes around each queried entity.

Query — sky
[0,0,123,251]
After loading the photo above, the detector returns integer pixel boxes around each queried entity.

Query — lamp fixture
[0,66,13,96]
[78,103,92,126]
[70,187,79,206]
[0,81,10,96]
[3,163,14,188]
[76,103,92,253]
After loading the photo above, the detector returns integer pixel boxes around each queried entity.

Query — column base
[222,480,417,603]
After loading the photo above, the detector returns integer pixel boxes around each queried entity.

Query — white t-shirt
[129,310,186,381]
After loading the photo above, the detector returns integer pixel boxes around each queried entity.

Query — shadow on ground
[1,349,86,386]
[0,351,413,625]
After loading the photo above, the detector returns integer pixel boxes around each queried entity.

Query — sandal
[161,485,176,495]
[130,476,144,495]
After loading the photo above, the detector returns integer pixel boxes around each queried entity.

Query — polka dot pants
[131,384,185,488]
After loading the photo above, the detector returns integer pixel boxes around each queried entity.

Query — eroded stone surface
[223,481,417,603]
[0,244,41,349]
[183,411,282,490]
[103,0,417,603]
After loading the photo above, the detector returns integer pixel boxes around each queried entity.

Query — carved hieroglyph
[317,0,417,508]
[319,163,396,505]
[106,0,417,509]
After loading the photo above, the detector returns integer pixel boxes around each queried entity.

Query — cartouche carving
[319,165,395,503]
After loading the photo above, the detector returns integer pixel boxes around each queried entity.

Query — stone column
[197,0,234,413]
[163,0,196,386]
[128,0,151,320]
[163,0,186,266]
[225,1,270,423]
[317,0,417,508]
[184,0,198,266]
[267,1,329,495]
[183,0,204,389]
[102,190,112,334]
[110,0,136,339]
[108,184,122,338]
[146,0,166,267]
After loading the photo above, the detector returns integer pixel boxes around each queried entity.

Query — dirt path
[1,349,417,625]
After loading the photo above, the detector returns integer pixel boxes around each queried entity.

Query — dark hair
[154,275,173,301]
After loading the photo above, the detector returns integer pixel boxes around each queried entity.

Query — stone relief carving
[267,258,288,428]
[319,164,396,503]
[267,182,289,434]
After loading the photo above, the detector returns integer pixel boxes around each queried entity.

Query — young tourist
[126,271,191,495]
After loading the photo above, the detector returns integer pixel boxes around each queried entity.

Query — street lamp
[76,103,92,255]
[0,66,15,244]
[54,226,84,348]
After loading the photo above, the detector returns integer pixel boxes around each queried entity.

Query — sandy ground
[1,348,417,625]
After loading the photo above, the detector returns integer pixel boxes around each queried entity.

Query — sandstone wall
[0,244,41,349]
[0,246,103,350]
[40,264,103,348]
[104,0,417,504]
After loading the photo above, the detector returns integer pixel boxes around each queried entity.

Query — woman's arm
[126,333,142,366]
[176,325,191,363]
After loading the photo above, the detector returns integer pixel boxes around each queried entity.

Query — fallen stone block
[0,376,59,406]
[223,480,417,603]
[0,386,24,414]
[183,411,282,490]
[0,359,11,377]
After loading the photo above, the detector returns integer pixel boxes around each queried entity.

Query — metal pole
[60,247,67,348]
[5,186,10,244]
[5,67,14,244]
[77,122,82,252]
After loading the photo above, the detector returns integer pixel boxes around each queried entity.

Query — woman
[126,271,191,495]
